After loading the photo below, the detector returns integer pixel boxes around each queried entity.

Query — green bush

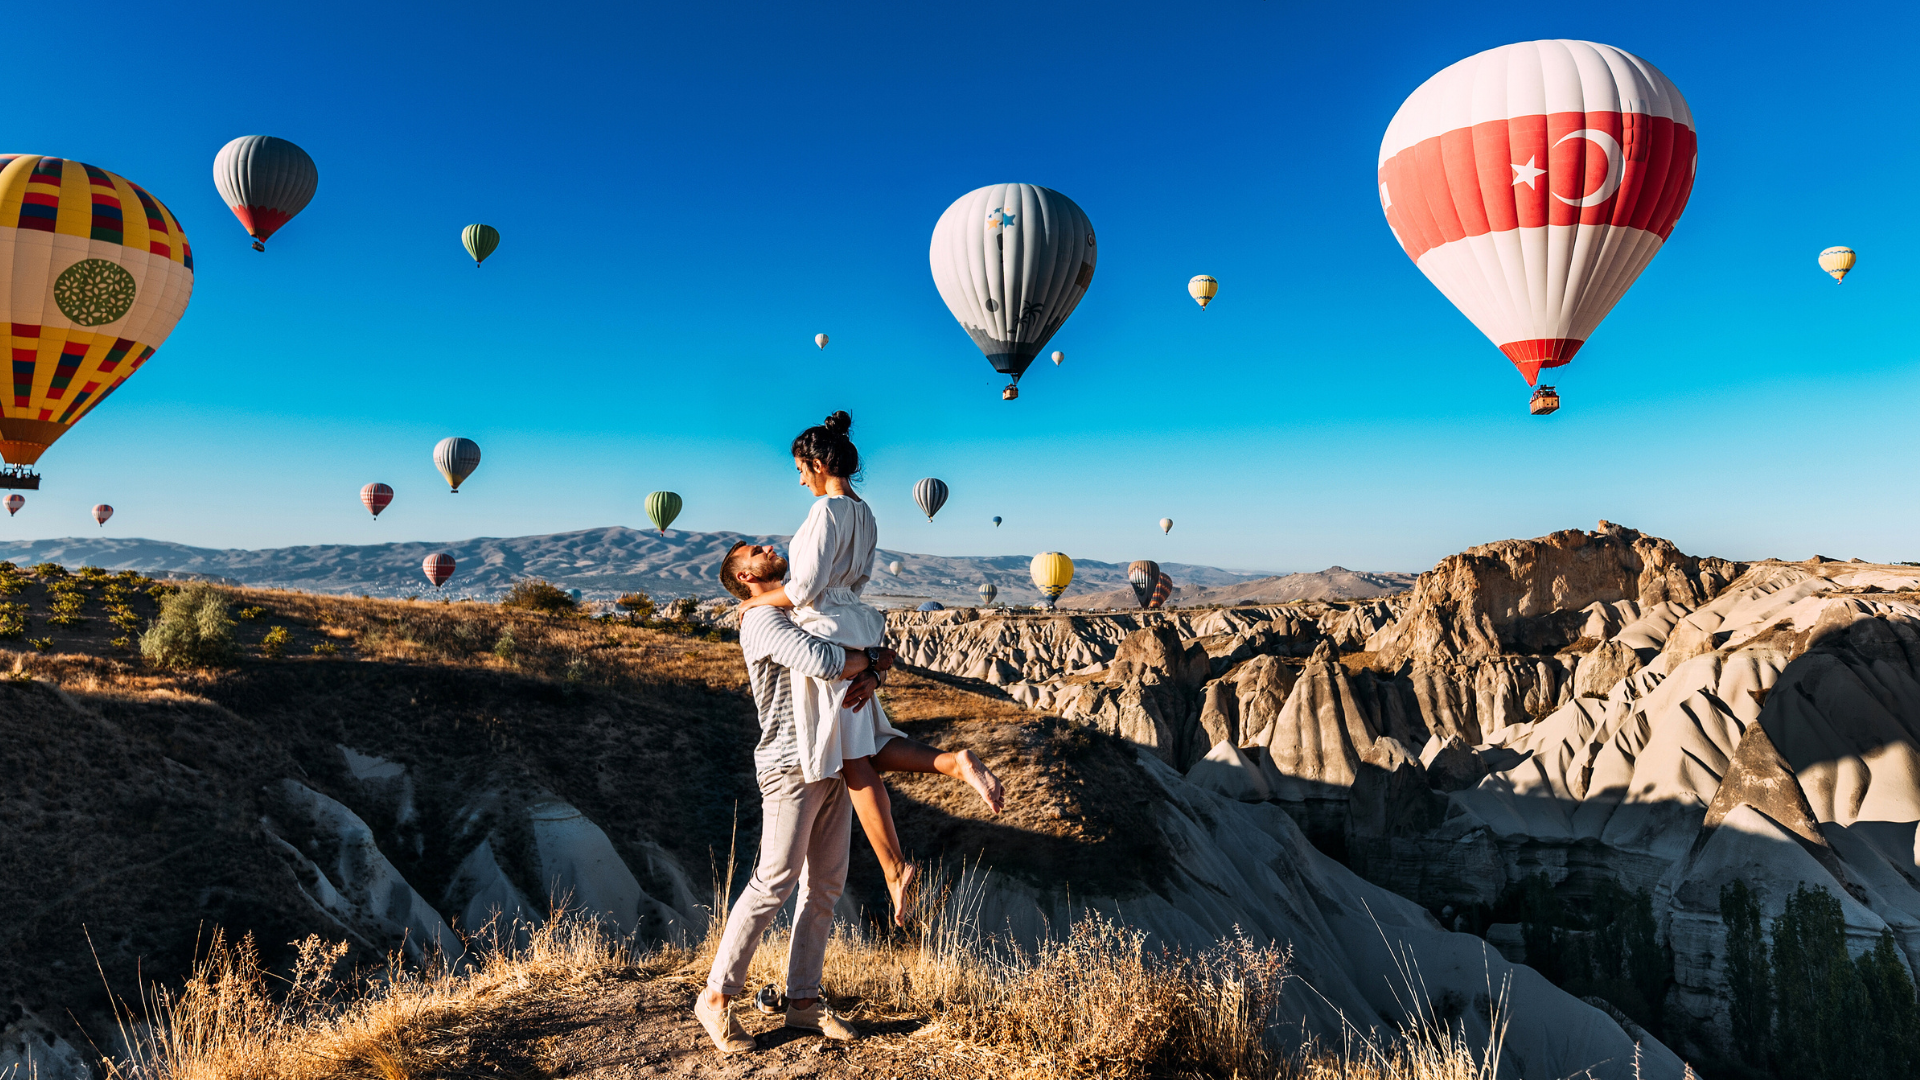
[311,642,337,655]
[616,592,655,624]
[139,584,236,669]
[261,626,291,658]
[500,579,578,616]
[238,606,265,620]
[0,601,25,638]
[30,562,65,579]
[492,628,516,662]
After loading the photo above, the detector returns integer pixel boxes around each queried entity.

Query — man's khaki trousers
[705,767,851,999]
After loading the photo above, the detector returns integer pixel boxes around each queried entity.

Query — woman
[734,411,1004,926]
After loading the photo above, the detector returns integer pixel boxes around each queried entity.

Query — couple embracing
[695,411,1005,1053]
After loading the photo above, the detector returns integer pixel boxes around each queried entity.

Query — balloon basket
[0,466,41,490]
[1529,386,1561,416]
[1002,383,1019,400]
[251,240,265,252]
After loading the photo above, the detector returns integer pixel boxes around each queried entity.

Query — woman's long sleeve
[783,499,833,609]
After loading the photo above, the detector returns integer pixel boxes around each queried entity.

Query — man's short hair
[720,541,754,601]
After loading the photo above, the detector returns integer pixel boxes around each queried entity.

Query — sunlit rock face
[888,523,1920,1063]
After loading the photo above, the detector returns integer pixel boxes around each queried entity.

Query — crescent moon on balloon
[1553,128,1624,208]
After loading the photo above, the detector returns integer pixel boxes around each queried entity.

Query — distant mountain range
[1063,566,1420,609]
[0,528,1419,608]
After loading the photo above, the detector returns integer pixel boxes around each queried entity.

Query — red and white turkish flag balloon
[1378,40,1696,389]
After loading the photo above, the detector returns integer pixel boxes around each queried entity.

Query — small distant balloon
[888,560,903,575]
[1127,560,1161,610]
[93,504,113,527]
[423,553,456,588]
[462,224,500,266]
[1051,351,1064,366]
[1188,275,1218,308]
[815,333,829,349]
[978,582,998,605]
[434,437,482,492]
[1159,517,1173,534]
[1150,571,1174,610]
[1819,246,1855,283]
[914,478,948,521]
[4,494,21,516]
[917,601,945,612]
[646,491,683,535]
[361,482,393,518]
[992,516,1002,527]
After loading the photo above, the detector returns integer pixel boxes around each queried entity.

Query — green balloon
[646,490,682,534]
[462,223,500,266]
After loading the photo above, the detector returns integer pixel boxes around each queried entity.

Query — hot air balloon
[361,482,393,518]
[914,478,948,521]
[1819,246,1855,283]
[1031,552,1073,610]
[434,437,482,492]
[992,516,1002,527]
[423,553,455,588]
[5,494,21,516]
[212,136,317,252]
[1149,572,1174,610]
[917,601,945,612]
[646,490,682,535]
[978,582,997,606]
[92,504,112,527]
[1378,41,1697,413]
[930,183,1097,401]
[1127,560,1161,610]
[888,560,903,575]
[1159,518,1173,534]
[1188,275,1218,308]
[815,333,829,349]
[1051,351,1064,366]
[0,156,195,483]
[462,224,499,267]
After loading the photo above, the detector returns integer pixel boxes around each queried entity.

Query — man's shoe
[786,999,859,1041]
[695,994,755,1054]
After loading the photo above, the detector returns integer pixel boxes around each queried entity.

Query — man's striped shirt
[739,606,848,777]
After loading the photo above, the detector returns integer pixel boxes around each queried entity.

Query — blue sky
[4,0,1916,573]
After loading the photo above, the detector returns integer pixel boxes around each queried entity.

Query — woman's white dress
[785,494,906,783]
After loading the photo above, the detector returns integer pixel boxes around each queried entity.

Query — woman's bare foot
[887,863,919,928]
[956,750,1004,813]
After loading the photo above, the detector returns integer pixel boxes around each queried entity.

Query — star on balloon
[986,207,1015,229]
[1510,155,1546,189]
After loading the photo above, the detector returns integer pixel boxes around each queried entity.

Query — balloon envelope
[1031,552,1074,607]
[1051,351,1064,365]
[977,582,997,605]
[917,601,945,612]
[434,437,482,492]
[815,333,829,349]
[1818,246,1855,283]
[1159,518,1173,534]
[1149,572,1174,610]
[212,136,317,249]
[423,553,455,588]
[4,494,20,515]
[361,482,393,518]
[462,224,500,266]
[646,490,682,534]
[0,156,196,467]
[888,560,903,575]
[1188,275,1218,308]
[929,183,1097,388]
[92,503,112,526]
[991,516,1002,527]
[1127,560,1161,610]
[1378,40,1696,387]
[913,478,948,521]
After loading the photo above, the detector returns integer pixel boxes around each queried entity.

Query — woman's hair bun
[823,411,852,436]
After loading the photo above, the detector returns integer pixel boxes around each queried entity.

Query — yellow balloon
[1030,551,1074,608]
[0,155,195,467]
[1818,246,1855,283]
[1188,274,1218,308]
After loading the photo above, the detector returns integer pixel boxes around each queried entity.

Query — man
[695,541,893,1053]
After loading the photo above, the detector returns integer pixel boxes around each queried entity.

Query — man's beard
[751,553,789,581]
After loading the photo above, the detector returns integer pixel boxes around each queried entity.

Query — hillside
[1063,565,1419,609]
[0,527,1289,607]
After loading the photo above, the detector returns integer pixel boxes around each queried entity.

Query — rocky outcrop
[1366,522,1743,666]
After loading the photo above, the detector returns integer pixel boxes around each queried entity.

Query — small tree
[140,584,236,669]
[500,579,578,616]
[261,626,291,658]
[616,592,655,624]
[669,596,698,624]
[1720,879,1771,1068]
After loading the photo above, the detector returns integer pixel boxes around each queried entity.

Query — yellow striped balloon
[1818,246,1855,283]
[1030,551,1074,608]
[0,155,194,467]
[1188,274,1218,308]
